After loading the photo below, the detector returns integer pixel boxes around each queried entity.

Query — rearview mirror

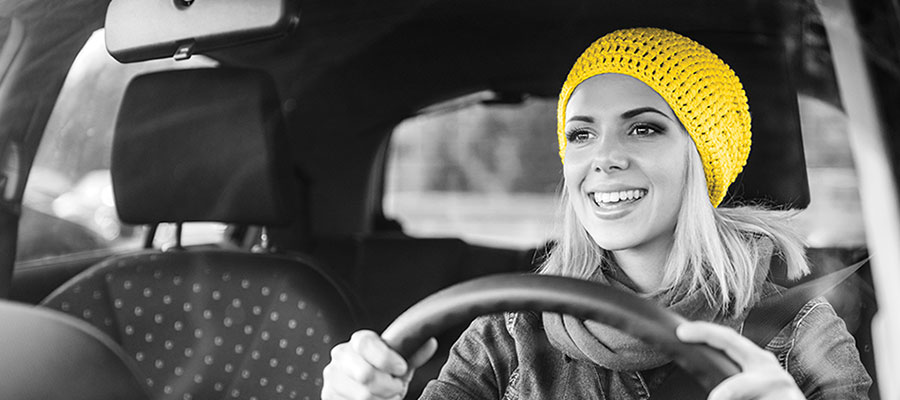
[105,0,298,63]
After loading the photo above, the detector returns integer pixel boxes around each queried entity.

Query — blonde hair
[539,141,809,317]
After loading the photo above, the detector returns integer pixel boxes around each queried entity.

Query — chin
[586,230,640,252]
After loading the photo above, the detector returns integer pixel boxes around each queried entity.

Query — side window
[17,30,221,263]
[793,93,865,247]
[384,94,562,249]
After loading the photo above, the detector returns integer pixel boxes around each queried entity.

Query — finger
[322,369,400,400]
[707,373,772,400]
[330,344,407,397]
[321,371,357,400]
[708,370,803,400]
[408,337,438,370]
[351,330,408,376]
[676,321,775,367]
[399,337,439,386]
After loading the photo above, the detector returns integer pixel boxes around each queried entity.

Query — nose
[590,133,629,173]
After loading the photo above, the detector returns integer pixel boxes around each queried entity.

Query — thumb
[408,337,438,370]
[396,338,439,398]
[399,337,438,384]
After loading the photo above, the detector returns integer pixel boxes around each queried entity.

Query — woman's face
[563,73,692,254]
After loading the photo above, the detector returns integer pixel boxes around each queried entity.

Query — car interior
[0,0,898,399]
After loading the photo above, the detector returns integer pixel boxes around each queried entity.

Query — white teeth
[592,189,646,205]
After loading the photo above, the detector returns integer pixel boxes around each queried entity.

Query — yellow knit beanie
[557,27,751,207]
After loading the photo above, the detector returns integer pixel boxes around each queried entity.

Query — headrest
[112,68,297,226]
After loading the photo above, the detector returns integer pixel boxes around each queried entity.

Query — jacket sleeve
[419,315,517,400]
[779,298,872,400]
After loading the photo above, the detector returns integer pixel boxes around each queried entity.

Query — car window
[793,93,865,247]
[17,30,222,263]
[384,92,865,250]
[383,94,562,249]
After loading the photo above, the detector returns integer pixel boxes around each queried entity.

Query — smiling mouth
[589,189,647,207]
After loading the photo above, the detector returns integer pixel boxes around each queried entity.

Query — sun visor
[105,0,298,63]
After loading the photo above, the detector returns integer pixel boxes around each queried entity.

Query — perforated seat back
[43,250,357,400]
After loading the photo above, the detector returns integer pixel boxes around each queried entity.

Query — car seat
[0,300,150,400]
[41,68,361,400]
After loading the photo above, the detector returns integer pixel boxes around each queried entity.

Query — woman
[322,27,871,400]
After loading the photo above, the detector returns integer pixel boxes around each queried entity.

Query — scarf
[542,241,773,371]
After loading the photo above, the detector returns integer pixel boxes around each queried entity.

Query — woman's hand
[322,330,438,400]
[676,321,805,400]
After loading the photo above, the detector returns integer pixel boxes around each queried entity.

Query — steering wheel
[381,273,740,393]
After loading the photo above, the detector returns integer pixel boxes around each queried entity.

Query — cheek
[640,142,689,203]
[562,159,584,194]
[650,153,689,213]
[562,162,593,224]
[659,158,687,188]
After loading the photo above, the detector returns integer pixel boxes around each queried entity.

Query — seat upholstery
[42,251,354,400]
[41,67,360,400]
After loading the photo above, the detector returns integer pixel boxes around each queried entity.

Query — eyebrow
[621,107,673,121]
[567,107,674,125]
[566,115,594,124]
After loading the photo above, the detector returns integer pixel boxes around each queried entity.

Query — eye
[628,123,663,136]
[566,129,594,143]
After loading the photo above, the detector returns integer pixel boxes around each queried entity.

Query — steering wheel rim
[381,273,740,393]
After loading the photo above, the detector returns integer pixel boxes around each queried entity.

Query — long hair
[538,141,809,317]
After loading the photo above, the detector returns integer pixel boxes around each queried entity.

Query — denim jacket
[419,297,871,399]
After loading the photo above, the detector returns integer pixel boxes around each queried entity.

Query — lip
[585,187,647,220]
[586,184,646,193]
